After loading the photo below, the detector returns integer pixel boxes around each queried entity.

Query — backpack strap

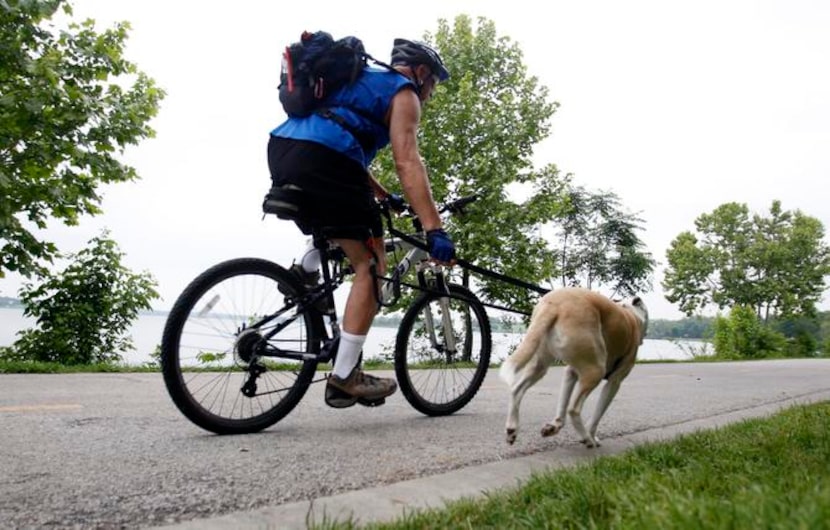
[314,56,406,155]
[315,108,377,155]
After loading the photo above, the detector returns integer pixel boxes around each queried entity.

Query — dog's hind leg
[541,365,577,438]
[567,366,604,447]
[588,356,634,442]
[586,378,621,445]
[505,360,548,445]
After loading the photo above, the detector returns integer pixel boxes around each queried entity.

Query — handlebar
[440,195,478,215]
[379,194,479,220]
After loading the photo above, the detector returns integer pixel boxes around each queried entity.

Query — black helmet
[390,38,450,81]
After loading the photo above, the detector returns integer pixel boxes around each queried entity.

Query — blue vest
[270,68,414,169]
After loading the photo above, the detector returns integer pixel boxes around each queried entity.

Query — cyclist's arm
[387,88,442,232]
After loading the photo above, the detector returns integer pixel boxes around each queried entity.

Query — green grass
[316,402,830,530]
[0,360,161,373]
[0,358,469,373]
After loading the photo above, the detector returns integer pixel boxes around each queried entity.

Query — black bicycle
[160,195,492,434]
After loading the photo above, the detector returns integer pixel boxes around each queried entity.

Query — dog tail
[499,304,557,387]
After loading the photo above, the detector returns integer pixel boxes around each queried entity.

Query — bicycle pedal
[357,397,386,407]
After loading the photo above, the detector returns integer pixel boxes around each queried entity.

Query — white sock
[300,238,320,273]
[332,331,366,379]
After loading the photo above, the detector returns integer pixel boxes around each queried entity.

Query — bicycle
[160,195,492,434]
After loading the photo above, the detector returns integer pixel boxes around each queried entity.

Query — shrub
[713,305,787,359]
[2,231,158,365]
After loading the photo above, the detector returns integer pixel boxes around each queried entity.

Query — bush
[1,232,158,365]
[713,305,787,359]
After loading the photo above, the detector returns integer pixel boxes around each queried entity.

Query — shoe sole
[325,396,359,409]
[325,385,396,409]
[324,396,388,409]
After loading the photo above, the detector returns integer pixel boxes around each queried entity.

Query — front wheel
[394,283,491,416]
[160,258,321,434]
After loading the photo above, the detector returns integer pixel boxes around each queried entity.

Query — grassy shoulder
[0,354,825,374]
[0,360,161,373]
[0,359,398,374]
[318,401,830,529]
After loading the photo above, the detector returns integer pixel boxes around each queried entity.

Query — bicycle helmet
[390,38,450,81]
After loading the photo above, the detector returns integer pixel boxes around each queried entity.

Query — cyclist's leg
[268,137,395,405]
[326,236,396,407]
[329,237,388,374]
[335,237,387,336]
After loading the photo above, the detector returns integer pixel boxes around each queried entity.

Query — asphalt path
[1,359,829,529]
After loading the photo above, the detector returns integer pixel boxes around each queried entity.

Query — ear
[415,63,434,82]
[632,296,643,307]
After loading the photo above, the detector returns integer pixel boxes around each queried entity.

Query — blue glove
[387,193,407,213]
[426,229,455,262]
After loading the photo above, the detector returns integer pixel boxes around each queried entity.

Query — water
[0,307,707,365]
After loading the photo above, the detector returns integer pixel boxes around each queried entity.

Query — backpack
[279,31,372,117]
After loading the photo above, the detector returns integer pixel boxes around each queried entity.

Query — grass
[0,358,473,373]
[0,359,161,373]
[314,401,830,530]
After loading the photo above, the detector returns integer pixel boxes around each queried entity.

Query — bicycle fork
[418,265,458,363]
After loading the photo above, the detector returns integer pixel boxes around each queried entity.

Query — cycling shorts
[267,136,383,240]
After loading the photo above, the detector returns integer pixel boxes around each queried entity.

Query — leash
[386,226,551,314]
[452,256,550,296]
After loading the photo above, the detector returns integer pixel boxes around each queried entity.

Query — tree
[373,15,653,314]
[0,231,158,364]
[553,186,655,298]
[663,200,830,319]
[0,1,165,278]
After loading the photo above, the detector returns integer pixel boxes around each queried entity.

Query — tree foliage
[374,15,653,314]
[712,305,787,359]
[0,231,158,364]
[553,186,654,298]
[0,0,165,278]
[663,200,830,320]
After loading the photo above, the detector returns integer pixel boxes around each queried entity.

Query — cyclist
[266,38,456,408]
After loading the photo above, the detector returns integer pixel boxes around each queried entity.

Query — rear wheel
[161,258,321,434]
[394,284,491,416]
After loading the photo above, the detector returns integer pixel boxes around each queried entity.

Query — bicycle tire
[394,283,491,416]
[161,258,321,434]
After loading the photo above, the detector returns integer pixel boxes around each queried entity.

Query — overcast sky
[3,0,829,320]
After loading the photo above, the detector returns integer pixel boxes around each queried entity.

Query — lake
[0,307,709,365]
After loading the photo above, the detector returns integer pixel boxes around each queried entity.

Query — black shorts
[267,136,382,240]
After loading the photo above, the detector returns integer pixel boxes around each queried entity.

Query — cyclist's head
[391,38,449,102]
[390,38,450,82]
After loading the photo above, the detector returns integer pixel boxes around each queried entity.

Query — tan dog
[500,287,648,447]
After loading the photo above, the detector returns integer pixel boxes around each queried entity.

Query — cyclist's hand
[387,193,407,213]
[426,228,456,263]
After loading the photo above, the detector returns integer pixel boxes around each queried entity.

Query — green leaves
[373,15,653,316]
[663,200,830,320]
[0,0,165,277]
[3,230,159,365]
[553,186,655,298]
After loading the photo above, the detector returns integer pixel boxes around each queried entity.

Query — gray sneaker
[279,264,332,314]
[325,368,397,409]
[280,264,320,291]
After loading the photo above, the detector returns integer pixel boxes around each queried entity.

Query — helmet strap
[410,64,427,96]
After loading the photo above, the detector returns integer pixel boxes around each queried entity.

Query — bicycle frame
[253,198,470,366]
[161,195,492,432]
[379,235,459,357]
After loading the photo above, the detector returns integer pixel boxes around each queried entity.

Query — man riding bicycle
[266,38,456,408]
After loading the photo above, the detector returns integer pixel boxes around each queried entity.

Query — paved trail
[1,359,828,529]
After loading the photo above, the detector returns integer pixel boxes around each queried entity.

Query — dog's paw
[581,437,601,448]
[506,428,517,445]
[540,423,562,437]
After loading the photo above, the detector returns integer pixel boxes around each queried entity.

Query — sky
[3,0,830,320]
